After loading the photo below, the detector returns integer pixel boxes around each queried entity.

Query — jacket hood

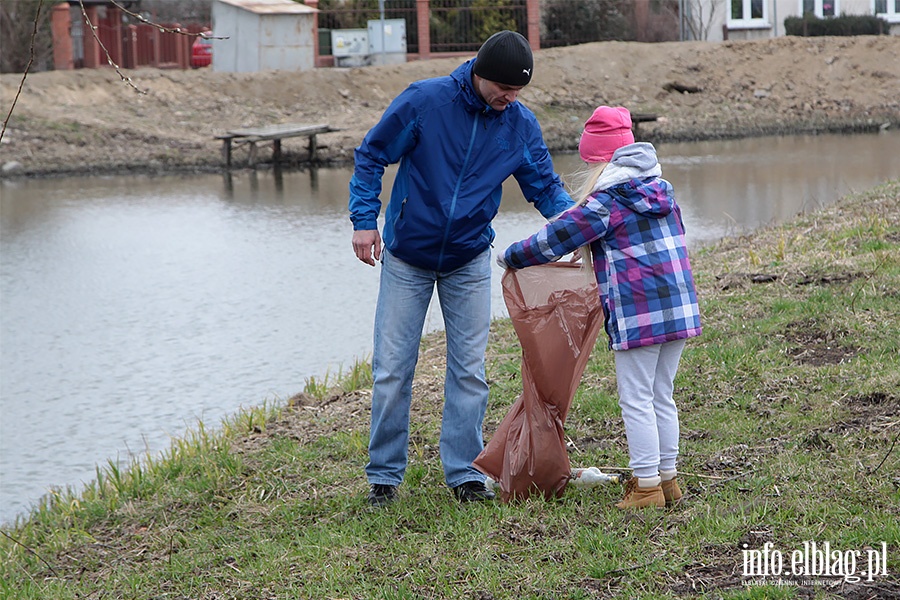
[592,142,673,217]
[611,142,659,172]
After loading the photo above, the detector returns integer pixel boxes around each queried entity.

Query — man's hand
[352,229,382,266]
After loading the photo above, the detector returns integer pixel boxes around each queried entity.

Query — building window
[730,0,767,26]
[801,0,839,17]
[874,0,900,22]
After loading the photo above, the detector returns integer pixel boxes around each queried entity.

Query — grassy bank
[2,181,898,599]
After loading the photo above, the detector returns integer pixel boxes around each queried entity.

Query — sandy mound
[1,35,898,176]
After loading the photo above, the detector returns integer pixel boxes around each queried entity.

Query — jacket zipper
[436,112,480,271]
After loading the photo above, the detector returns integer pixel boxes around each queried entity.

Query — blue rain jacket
[348,60,572,272]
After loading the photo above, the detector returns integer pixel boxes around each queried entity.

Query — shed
[211,0,318,73]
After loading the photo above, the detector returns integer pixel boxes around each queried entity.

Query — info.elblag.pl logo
[742,541,889,584]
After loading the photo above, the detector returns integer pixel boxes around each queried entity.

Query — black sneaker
[452,480,496,503]
[367,484,397,507]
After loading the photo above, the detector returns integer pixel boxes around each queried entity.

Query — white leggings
[614,339,686,479]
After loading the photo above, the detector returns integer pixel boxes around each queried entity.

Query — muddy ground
[1,34,899,177]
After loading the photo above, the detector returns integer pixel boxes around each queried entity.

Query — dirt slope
[1,35,898,177]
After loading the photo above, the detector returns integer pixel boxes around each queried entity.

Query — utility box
[211,0,318,73]
[331,28,369,68]
[367,18,407,66]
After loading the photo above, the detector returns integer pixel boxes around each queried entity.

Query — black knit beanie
[473,30,533,86]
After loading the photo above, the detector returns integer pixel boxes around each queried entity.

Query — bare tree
[1,0,48,145]
[1,0,217,143]
[0,0,54,74]
[683,0,720,41]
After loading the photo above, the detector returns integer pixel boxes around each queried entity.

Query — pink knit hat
[578,106,634,162]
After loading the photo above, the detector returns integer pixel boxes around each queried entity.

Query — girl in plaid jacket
[499,106,702,509]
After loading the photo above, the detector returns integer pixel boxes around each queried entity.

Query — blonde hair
[568,161,608,208]
[560,161,608,278]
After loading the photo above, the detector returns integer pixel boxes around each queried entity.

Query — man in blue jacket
[349,30,573,507]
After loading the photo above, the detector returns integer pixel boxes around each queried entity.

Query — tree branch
[1,0,45,144]
[76,0,146,94]
[107,0,224,39]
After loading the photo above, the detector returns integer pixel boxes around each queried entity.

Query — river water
[1,131,898,525]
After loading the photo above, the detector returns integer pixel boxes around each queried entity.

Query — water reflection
[1,131,897,525]
[554,131,900,244]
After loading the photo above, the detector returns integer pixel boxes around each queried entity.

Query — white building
[211,0,318,72]
[681,0,900,41]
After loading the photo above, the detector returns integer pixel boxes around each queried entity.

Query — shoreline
[2,118,894,181]
[3,35,899,180]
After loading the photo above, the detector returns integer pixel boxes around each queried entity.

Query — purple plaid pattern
[503,177,701,350]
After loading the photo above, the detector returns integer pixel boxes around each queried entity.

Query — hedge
[784,14,889,36]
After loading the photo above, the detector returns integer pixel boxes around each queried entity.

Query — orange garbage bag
[473,262,604,502]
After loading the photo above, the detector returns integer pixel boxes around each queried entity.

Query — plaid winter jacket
[502,142,702,350]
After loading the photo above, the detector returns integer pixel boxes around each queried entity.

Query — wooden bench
[631,113,659,139]
[216,123,336,169]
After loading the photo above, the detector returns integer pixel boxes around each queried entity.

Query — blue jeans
[366,248,492,488]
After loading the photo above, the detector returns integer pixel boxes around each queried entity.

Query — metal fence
[2,0,681,73]
[316,0,680,57]
[316,0,529,57]
[317,1,421,55]
[426,0,528,53]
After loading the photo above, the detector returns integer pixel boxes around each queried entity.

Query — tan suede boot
[661,478,683,507]
[615,477,665,509]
